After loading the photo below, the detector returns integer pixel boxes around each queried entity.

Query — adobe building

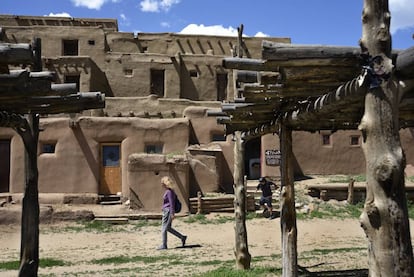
[0,15,413,212]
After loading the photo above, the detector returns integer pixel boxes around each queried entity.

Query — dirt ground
[0,176,412,276]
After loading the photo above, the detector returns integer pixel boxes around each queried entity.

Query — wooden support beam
[0,43,34,65]
[233,131,251,270]
[280,123,298,277]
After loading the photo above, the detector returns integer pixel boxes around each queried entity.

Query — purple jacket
[162,189,176,216]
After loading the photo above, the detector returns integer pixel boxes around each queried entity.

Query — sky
[2,0,414,50]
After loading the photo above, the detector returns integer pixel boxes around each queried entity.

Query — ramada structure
[0,14,414,214]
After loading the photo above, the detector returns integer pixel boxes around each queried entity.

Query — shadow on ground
[175,244,202,249]
[299,266,368,276]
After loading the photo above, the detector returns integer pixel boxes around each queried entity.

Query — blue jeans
[161,208,185,248]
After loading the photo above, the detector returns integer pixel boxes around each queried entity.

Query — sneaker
[181,236,187,247]
[269,214,277,220]
[157,245,167,250]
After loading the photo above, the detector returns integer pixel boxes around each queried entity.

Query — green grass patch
[0,258,68,271]
[91,254,177,265]
[183,214,234,224]
[301,247,366,256]
[327,175,366,183]
[196,266,282,277]
[297,202,364,220]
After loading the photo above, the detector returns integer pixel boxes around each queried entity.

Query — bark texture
[233,131,251,269]
[16,114,40,277]
[359,1,414,276]
[280,124,298,277]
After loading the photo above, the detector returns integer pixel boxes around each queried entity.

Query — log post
[233,131,251,269]
[280,123,298,277]
[358,1,414,276]
[16,114,40,276]
[197,191,203,214]
[347,178,355,204]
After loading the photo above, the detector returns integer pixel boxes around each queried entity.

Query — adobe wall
[5,116,190,196]
[128,154,189,213]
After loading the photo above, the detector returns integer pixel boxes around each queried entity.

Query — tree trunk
[280,124,298,277]
[359,1,414,276]
[16,114,40,276]
[233,131,251,269]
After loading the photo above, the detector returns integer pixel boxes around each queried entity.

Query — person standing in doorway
[256,177,276,219]
[158,176,187,250]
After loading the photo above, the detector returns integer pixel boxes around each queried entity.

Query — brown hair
[161,176,175,190]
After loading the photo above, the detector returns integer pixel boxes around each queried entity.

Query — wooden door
[0,140,10,193]
[99,143,121,195]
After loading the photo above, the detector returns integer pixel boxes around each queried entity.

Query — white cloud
[70,0,119,10]
[179,24,240,37]
[47,12,71,18]
[161,21,171,28]
[390,0,414,33]
[254,31,269,37]
[140,0,180,12]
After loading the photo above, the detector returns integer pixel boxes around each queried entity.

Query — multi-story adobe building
[0,15,413,212]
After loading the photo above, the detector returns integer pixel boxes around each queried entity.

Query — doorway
[0,140,10,192]
[99,143,121,195]
[245,137,261,180]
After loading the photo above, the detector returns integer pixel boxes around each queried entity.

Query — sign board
[265,149,281,166]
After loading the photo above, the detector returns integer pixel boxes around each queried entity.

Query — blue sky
[2,0,413,49]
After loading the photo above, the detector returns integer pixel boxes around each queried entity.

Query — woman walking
[158,176,187,250]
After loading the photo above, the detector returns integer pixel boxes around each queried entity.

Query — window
[62,39,79,56]
[350,135,360,146]
[150,69,165,97]
[145,144,163,154]
[189,70,198,78]
[88,40,95,45]
[321,134,331,146]
[124,69,133,77]
[41,143,56,154]
[64,75,80,92]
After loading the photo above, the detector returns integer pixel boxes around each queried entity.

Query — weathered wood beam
[395,46,414,80]
[0,43,34,65]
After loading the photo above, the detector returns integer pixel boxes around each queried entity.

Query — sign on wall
[265,149,281,166]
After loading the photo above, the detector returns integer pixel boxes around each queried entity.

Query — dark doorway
[150,69,165,97]
[245,137,261,180]
[216,73,228,101]
[65,75,80,92]
[0,140,11,192]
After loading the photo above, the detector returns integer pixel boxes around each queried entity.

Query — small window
[88,40,95,45]
[189,70,198,78]
[62,39,79,56]
[41,143,56,154]
[124,69,133,77]
[350,135,360,146]
[321,134,331,146]
[212,133,226,142]
[145,144,163,154]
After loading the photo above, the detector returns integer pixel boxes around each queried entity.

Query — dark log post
[347,178,355,204]
[280,123,298,277]
[16,114,40,276]
[359,0,414,276]
[233,131,251,269]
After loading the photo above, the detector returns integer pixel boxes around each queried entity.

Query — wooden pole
[280,123,298,277]
[359,0,414,275]
[17,114,40,276]
[233,131,251,269]
[347,178,355,204]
